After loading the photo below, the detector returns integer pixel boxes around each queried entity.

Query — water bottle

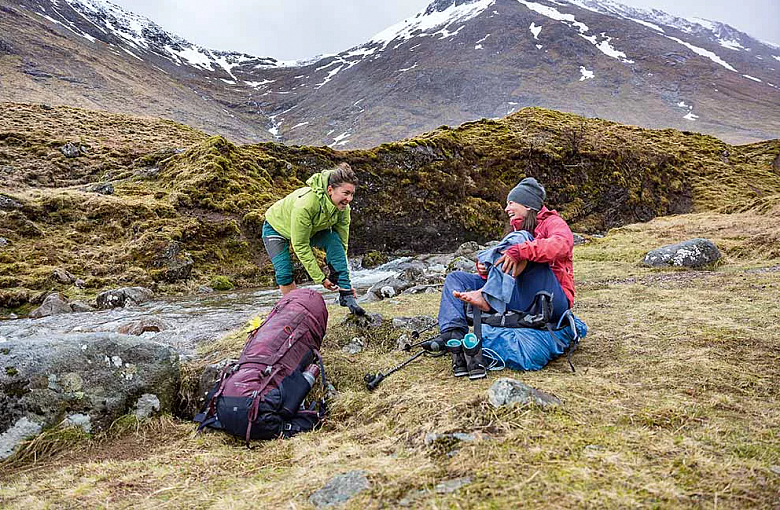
[302,363,320,388]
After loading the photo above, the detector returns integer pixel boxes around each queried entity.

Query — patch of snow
[666,36,737,72]
[370,0,495,51]
[409,44,422,51]
[517,1,589,33]
[36,12,96,43]
[290,122,309,130]
[773,56,780,62]
[119,46,143,61]
[316,60,341,72]
[397,62,419,73]
[475,44,483,50]
[742,74,762,82]
[677,101,689,108]
[177,46,214,70]
[476,34,491,45]
[529,22,542,39]
[536,44,543,49]
[434,24,466,40]
[719,39,746,51]
[314,64,344,89]
[580,33,633,63]
[329,131,352,147]
[244,79,275,87]
[628,18,663,32]
[579,66,594,80]
[683,112,699,121]
[220,79,236,85]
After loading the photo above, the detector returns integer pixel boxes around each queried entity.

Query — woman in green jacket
[262,163,365,315]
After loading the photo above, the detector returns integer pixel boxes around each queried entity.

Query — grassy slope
[2,103,779,315]
[1,207,779,508]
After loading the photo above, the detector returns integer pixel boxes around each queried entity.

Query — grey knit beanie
[507,177,546,211]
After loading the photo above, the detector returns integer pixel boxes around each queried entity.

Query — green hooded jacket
[264,170,350,283]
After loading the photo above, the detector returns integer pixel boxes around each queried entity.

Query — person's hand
[495,251,526,278]
[322,278,339,291]
[476,262,488,277]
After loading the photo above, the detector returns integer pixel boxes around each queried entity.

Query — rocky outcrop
[29,293,93,318]
[487,378,561,408]
[309,471,370,509]
[0,333,180,460]
[96,287,154,309]
[643,238,721,268]
[149,241,193,282]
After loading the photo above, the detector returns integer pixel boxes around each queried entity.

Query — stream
[0,263,404,355]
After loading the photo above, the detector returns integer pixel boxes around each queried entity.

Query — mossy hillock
[2,103,779,312]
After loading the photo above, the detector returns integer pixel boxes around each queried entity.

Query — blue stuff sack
[482,315,588,371]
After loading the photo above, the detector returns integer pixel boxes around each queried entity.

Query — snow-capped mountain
[2,0,779,146]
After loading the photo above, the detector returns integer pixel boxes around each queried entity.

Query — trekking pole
[364,340,446,391]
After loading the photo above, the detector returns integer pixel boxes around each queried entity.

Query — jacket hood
[306,170,332,197]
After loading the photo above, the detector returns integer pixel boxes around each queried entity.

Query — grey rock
[134,393,161,419]
[488,378,561,408]
[643,238,721,268]
[770,465,780,476]
[0,195,22,210]
[74,279,86,289]
[356,291,381,304]
[572,233,587,245]
[392,315,437,333]
[380,286,396,299]
[0,333,180,443]
[60,143,82,158]
[89,182,114,195]
[0,416,42,460]
[424,432,478,445]
[70,301,94,313]
[0,238,8,248]
[65,413,92,433]
[454,241,480,258]
[196,285,214,295]
[447,256,477,273]
[29,293,74,318]
[118,317,168,336]
[96,287,153,309]
[342,337,365,355]
[309,470,370,508]
[435,477,472,494]
[403,284,443,295]
[368,276,413,299]
[51,267,76,284]
[151,241,193,282]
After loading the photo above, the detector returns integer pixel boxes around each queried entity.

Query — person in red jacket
[436,177,575,379]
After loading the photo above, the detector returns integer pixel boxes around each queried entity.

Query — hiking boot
[462,333,486,380]
[445,338,468,377]
[339,290,366,316]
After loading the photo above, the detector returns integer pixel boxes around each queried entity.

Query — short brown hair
[328,162,358,188]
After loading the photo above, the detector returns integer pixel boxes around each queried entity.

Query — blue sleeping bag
[481,314,588,371]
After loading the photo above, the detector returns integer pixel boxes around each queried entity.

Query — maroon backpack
[195,288,329,443]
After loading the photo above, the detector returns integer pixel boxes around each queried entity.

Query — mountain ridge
[1,0,779,147]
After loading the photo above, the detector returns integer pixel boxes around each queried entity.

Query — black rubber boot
[462,333,486,380]
[445,338,468,378]
[339,290,366,316]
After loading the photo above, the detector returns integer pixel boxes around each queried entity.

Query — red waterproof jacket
[505,207,575,306]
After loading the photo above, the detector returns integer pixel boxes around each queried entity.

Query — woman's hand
[322,278,339,291]
[495,252,527,278]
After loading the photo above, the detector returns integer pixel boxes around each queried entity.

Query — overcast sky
[113,0,780,60]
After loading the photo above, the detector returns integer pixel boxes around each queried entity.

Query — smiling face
[505,200,530,220]
[328,183,355,210]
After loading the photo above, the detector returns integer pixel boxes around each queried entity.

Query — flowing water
[0,264,402,355]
